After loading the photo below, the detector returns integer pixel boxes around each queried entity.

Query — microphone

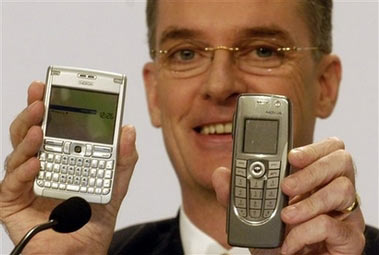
[10,197,91,255]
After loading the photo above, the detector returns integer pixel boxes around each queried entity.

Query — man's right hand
[0,81,138,254]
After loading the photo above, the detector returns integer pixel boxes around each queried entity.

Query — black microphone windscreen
[49,197,92,233]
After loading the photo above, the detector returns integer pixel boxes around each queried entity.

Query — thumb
[212,167,231,208]
[111,125,138,206]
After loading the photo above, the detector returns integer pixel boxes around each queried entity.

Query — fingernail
[283,205,297,220]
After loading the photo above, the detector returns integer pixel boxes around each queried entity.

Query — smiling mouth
[195,122,233,135]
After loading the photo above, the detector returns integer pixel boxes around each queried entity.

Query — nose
[201,49,246,105]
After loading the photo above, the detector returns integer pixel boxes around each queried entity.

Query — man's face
[144,0,338,192]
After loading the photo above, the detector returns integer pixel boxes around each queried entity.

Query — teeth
[200,123,232,135]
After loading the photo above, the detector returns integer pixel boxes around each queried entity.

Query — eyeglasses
[151,40,320,78]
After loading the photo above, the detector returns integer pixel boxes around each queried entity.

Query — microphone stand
[10,219,58,255]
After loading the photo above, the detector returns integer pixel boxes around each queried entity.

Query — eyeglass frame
[151,43,321,78]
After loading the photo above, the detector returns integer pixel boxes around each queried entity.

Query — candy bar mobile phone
[34,66,126,204]
[227,94,292,248]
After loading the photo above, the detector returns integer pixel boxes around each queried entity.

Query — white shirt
[179,208,251,255]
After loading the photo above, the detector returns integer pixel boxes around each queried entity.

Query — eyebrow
[158,25,295,47]
[158,26,204,46]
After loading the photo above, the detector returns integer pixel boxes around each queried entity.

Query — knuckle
[303,196,321,214]
[318,214,335,231]
[336,176,354,194]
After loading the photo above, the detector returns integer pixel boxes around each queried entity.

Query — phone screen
[45,86,119,144]
[243,119,279,154]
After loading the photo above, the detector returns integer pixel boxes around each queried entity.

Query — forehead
[155,0,311,47]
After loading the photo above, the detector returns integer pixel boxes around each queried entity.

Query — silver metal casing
[33,65,126,204]
[227,94,292,248]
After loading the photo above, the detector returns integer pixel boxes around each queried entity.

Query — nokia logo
[256,100,269,105]
[265,110,282,115]
[79,80,93,86]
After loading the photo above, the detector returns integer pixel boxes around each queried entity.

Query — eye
[256,47,275,58]
[168,48,198,62]
[177,49,196,60]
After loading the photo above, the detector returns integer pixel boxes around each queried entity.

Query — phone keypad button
[94,146,112,153]
[45,145,63,153]
[250,210,261,218]
[97,169,104,178]
[64,142,71,154]
[235,176,247,187]
[235,167,246,177]
[38,172,45,180]
[55,155,62,164]
[235,198,247,208]
[98,160,106,169]
[268,169,280,178]
[90,169,97,178]
[45,139,63,146]
[105,170,113,179]
[46,163,53,172]
[52,173,59,182]
[47,153,54,162]
[250,189,263,199]
[237,208,247,217]
[235,187,247,198]
[267,178,279,188]
[85,145,93,156]
[236,159,247,168]
[249,199,262,209]
[269,161,281,169]
[67,184,80,192]
[250,179,264,189]
[93,151,111,159]
[263,210,274,218]
[265,189,278,199]
[62,156,68,164]
[104,179,111,188]
[264,200,276,210]
[106,160,114,170]
[249,161,266,178]
[40,152,47,161]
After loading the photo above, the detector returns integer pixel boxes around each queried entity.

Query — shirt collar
[179,208,250,255]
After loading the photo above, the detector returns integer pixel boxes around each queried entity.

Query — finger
[111,125,138,205]
[212,167,230,207]
[0,157,40,202]
[289,137,345,169]
[9,100,44,148]
[282,149,355,197]
[27,81,45,106]
[281,176,355,224]
[281,214,365,255]
[7,126,43,172]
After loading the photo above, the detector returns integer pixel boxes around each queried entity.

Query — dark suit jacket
[109,214,379,255]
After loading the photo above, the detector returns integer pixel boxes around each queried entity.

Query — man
[0,0,378,254]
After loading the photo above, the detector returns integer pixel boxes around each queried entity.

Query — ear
[143,62,162,127]
[315,55,342,118]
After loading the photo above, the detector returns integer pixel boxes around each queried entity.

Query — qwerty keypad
[36,147,114,196]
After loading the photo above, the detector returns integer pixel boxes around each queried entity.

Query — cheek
[241,61,318,146]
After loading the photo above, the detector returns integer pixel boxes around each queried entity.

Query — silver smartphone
[227,94,292,248]
[34,66,126,204]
